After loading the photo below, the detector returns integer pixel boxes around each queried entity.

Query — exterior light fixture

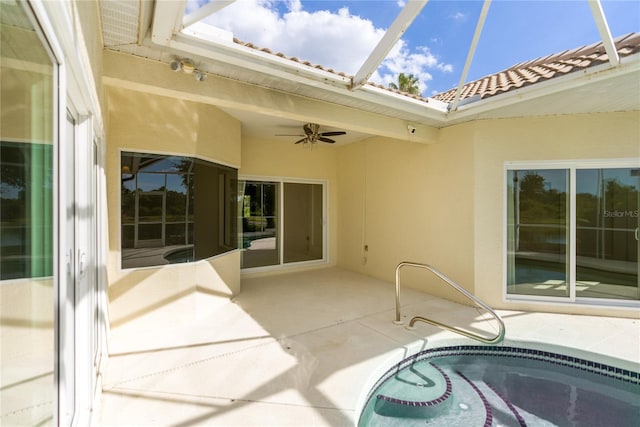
[169,58,205,81]
[180,59,196,74]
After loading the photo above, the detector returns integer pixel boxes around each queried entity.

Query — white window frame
[503,158,640,308]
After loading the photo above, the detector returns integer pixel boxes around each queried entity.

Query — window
[506,161,639,304]
[121,152,237,268]
[239,179,326,269]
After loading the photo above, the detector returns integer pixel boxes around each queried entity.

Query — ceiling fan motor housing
[285,123,346,144]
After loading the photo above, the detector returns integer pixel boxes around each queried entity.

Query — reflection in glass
[121,183,136,224]
[166,174,188,220]
[138,223,163,241]
[507,170,569,297]
[576,168,639,300]
[238,180,326,269]
[137,193,163,222]
[136,172,165,192]
[1,2,55,423]
[0,143,53,279]
[240,181,279,268]
[283,183,323,263]
[121,152,237,268]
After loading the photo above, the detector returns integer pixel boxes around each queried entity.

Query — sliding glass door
[506,162,639,303]
[283,182,324,263]
[239,179,325,269]
[1,3,55,424]
[240,181,279,268]
[1,3,104,424]
[506,169,569,298]
[575,168,639,300]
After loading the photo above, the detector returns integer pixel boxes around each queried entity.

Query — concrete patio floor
[97,267,640,426]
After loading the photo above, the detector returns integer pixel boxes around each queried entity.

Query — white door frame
[27,1,107,425]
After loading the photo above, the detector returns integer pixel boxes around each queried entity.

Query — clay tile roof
[432,32,640,104]
[233,33,639,106]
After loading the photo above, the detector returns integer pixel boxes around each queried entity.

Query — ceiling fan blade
[294,138,307,144]
[319,131,346,137]
[318,137,336,143]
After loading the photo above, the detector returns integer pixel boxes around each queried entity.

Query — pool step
[374,362,453,418]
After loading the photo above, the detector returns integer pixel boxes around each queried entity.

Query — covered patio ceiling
[100,0,640,145]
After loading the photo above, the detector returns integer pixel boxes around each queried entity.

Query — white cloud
[198,0,452,95]
[375,42,454,95]
[185,0,209,15]
[450,12,467,22]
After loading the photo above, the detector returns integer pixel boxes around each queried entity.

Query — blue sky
[186,0,640,96]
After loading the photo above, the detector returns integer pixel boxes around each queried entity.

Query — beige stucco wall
[337,112,639,318]
[75,0,103,113]
[239,136,339,271]
[337,132,476,303]
[105,86,242,327]
[473,112,640,318]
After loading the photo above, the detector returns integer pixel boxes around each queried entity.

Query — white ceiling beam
[102,50,441,143]
[350,0,428,90]
[151,0,187,46]
[183,1,237,29]
[449,0,491,112]
[588,0,619,67]
[160,30,447,123]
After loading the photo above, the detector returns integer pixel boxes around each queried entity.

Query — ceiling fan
[277,123,346,144]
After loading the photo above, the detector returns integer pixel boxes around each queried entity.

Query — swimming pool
[358,344,640,426]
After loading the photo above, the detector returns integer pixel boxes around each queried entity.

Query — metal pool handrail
[394,261,505,345]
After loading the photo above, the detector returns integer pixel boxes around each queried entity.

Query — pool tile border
[413,345,640,385]
[359,344,640,425]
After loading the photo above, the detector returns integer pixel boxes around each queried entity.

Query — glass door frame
[26,1,108,425]
[504,158,640,307]
[66,104,103,423]
[239,175,328,272]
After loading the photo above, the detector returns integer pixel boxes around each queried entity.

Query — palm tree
[388,73,421,95]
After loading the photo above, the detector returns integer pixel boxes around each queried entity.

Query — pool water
[358,345,640,427]
[163,247,194,263]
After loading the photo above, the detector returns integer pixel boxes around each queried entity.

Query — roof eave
[443,54,640,122]
[150,2,639,130]
[152,23,451,124]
